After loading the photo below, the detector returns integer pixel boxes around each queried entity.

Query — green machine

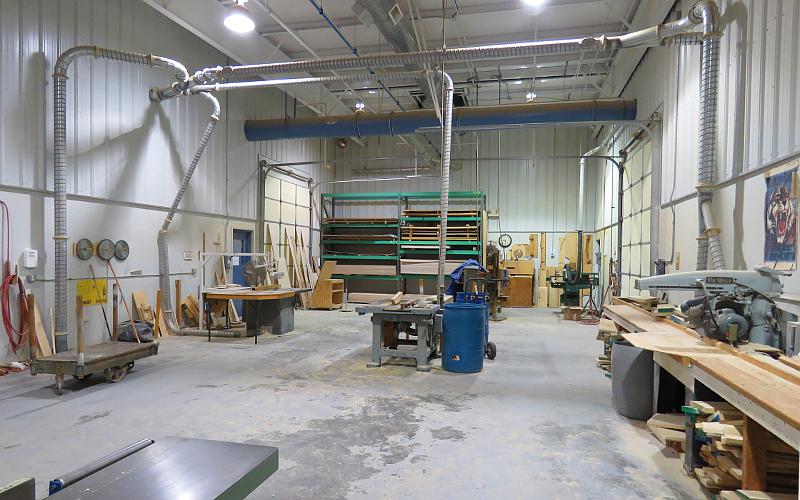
[548,230,599,308]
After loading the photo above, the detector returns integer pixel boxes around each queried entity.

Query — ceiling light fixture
[368,90,377,94]
[224,0,255,33]
[523,0,546,6]
[355,101,366,111]
[514,80,523,85]
[526,91,537,102]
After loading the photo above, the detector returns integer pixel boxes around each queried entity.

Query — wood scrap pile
[691,401,798,495]
[131,290,170,337]
[646,413,686,452]
[181,294,200,327]
[595,318,621,374]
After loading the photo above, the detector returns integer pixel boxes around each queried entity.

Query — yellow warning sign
[76,279,107,305]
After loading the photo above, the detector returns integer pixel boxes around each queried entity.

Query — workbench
[356,303,441,372]
[604,301,800,490]
[47,437,278,499]
[203,288,296,343]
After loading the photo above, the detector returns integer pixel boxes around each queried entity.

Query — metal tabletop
[50,437,278,499]
[355,303,440,316]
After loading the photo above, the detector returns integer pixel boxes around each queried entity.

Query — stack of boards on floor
[646,401,798,497]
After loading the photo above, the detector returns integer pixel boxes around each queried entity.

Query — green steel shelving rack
[320,191,486,292]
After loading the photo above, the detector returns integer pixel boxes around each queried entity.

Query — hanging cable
[0,200,28,354]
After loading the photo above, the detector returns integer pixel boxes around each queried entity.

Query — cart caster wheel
[73,374,90,382]
[104,366,128,383]
[55,375,64,395]
[485,342,497,360]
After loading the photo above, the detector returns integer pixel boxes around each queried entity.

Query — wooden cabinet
[506,275,534,307]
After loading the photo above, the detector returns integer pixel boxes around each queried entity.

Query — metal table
[356,303,441,372]
[49,437,279,499]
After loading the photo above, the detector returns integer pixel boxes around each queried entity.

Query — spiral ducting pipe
[437,73,454,305]
[693,0,725,271]
[52,46,188,352]
[158,93,220,336]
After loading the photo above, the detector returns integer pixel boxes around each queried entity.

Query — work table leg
[415,319,431,372]
[367,318,382,368]
[741,415,769,490]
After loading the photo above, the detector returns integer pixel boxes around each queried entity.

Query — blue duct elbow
[244,99,637,141]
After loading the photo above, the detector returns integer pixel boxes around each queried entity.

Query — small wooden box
[310,279,344,309]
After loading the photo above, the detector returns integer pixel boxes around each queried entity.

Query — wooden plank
[131,291,155,324]
[334,264,396,276]
[694,357,800,437]
[32,302,52,358]
[275,257,292,288]
[647,413,685,431]
[154,290,162,338]
[399,259,462,275]
[735,491,798,500]
[741,416,769,490]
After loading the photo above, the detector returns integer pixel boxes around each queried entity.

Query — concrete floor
[0,308,706,499]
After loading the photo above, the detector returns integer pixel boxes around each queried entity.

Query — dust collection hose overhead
[53,46,189,352]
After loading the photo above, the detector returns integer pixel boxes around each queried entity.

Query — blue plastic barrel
[442,302,485,373]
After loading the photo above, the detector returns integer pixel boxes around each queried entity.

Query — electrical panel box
[22,248,38,268]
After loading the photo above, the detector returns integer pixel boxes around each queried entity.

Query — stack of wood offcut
[691,401,799,495]
[595,318,621,374]
[646,412,686,452]
[624,295,676,317]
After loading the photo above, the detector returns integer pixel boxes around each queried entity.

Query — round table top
[203,289,295,301]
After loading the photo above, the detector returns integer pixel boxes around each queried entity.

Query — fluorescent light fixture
[368,90,377,94]
[224,1,255,33]
[514,80,523,85]
[355,101,366,110]
[523,0,546,6]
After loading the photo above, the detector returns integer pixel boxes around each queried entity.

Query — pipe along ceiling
[244,99,637,141]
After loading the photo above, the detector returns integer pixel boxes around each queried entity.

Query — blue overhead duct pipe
[244,99,637,141]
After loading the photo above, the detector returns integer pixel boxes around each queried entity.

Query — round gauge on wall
[97,239,115,261]
[114,240,130,261]
[498,233,513,249]
[75,238,94,260]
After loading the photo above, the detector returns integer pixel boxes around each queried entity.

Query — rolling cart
[28,293,158,395]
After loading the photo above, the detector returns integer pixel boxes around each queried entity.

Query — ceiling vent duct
[244,99,637,141]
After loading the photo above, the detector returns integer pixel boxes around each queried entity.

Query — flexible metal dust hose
[437,73,454,306]
[159,93,220,335]
[52,46,188,352]
[694,0,725,270]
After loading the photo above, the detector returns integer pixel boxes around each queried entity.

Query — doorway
[232,229,253,316]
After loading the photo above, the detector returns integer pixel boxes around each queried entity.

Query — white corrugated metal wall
[592,0,800,300]
[0,0,330,358]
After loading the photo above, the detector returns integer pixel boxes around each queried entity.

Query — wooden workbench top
[605,300,800,439]
[203,288,295,301]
